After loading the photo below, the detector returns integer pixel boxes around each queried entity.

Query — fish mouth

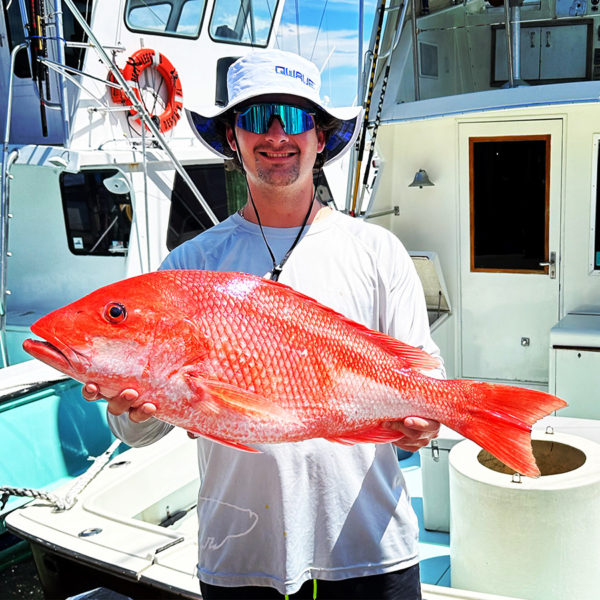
[23,331,90,376]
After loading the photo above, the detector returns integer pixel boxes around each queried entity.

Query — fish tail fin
[449,380,567,478]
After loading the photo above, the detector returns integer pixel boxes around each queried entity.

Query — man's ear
[316,128,326,154]
[225,125,237,151]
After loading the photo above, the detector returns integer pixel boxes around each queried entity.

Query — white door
[458,119,562,383]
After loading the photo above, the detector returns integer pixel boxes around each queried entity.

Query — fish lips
[23,322,91,377]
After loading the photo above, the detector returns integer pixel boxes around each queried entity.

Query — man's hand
[82,383,156,423]
[384,417,440,452]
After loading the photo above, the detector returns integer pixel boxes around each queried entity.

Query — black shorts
[199,563,422,600]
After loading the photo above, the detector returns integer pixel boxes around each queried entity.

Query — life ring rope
[109,48,183,133]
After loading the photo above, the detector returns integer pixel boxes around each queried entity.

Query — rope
[0,487,62,511]
[0,439,121,512]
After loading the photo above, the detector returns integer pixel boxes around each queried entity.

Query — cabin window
[167,163,244,250]
[2,1,91,78]
[2,0,30,77]
[60,170,133,257]
[209,0,278,46]
[470,136,550,272]
[125,0,205,38]
[419,42,438,78]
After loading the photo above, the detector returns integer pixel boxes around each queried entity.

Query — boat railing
[1,42,29,369]
[61,0,220,229]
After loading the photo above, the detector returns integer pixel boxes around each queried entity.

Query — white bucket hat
[186,49,363,166]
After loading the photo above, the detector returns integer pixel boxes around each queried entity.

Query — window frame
[207,0,280,47]
[124,0,207,40]
[60,168,134,257]
[591,134,600,274]
[469,134,551,274]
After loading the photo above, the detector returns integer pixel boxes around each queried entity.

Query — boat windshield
[209,0,279,46]
[125,0,207,37]
[124,0,279,44]
[378,0,599,116]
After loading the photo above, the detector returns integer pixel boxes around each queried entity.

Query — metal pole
[503,0,515,87]
[52,0,70,143]
[358,0,364,105]
[349,0,387,215]
[1,43,29,368]
[61,0,219,226]
[411,0,420,101]
[512,4,521,84]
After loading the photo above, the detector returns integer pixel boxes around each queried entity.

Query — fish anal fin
[327,425,405,445]
[185,375,301,426]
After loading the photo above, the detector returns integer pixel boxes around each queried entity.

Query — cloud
[275,24,369,106]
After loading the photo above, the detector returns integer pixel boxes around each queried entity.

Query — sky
[275,0,378,108]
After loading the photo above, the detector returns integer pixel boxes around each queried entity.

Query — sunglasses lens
[236,104,315,135]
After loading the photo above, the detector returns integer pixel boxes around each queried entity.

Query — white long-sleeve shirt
[108,209,444,594]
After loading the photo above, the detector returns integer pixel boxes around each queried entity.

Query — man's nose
[265,117,289,142]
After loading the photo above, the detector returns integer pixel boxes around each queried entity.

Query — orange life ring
[108,49,183,133]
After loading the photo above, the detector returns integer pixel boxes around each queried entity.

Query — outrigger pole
[61,0,220,228]
[349,0,387,217]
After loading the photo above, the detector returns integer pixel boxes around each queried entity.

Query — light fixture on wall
[102,172,131,195]
[47,150,70,169]
[409,169,434,188]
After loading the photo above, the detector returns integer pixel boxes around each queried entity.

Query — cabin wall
[6,163,129,316]
[385,0,600,111]
[375,101,600,381]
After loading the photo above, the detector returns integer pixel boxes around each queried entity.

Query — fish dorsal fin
[358,332,440,370]
[261,278,440,371]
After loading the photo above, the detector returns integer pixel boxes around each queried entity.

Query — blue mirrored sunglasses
[235,103,316,135]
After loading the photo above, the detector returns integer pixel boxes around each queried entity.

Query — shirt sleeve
[107,412,174,447]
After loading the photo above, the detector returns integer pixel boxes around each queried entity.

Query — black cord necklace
[235,134,321,282]
[244,185,318,281]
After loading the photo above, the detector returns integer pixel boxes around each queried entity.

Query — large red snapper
[23,270,566,477]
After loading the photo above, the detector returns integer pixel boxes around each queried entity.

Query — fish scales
[22,270,567,477]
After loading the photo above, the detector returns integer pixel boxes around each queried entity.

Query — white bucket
[449,429,600,600]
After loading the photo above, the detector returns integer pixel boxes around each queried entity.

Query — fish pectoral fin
[327,425,405,445]
[185,376,301,425]
[188,430,260,453]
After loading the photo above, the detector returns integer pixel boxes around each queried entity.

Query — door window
[470,135,550,272]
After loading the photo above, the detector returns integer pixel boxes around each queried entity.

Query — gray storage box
[550,306,600,419]
[419,426,464,532]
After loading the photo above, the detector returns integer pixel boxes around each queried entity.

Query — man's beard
[256,161,300,186]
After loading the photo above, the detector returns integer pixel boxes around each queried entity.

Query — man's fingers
[384,417,440,452]
[129,402,157,423]
[82,383,101,402]
[83,384,151,421]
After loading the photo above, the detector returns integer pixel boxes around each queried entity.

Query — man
[86,49,443,599]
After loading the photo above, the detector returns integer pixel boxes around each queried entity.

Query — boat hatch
[134,479,198,532]
[550,306,600,419]
[409,251,450,328]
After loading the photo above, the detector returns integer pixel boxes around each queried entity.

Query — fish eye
[103,302,127,324]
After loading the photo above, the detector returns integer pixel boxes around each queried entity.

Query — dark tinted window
[167,163,246,250]
[470,137,549,272]
[60,170,132,256]
[593,142,600,271]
